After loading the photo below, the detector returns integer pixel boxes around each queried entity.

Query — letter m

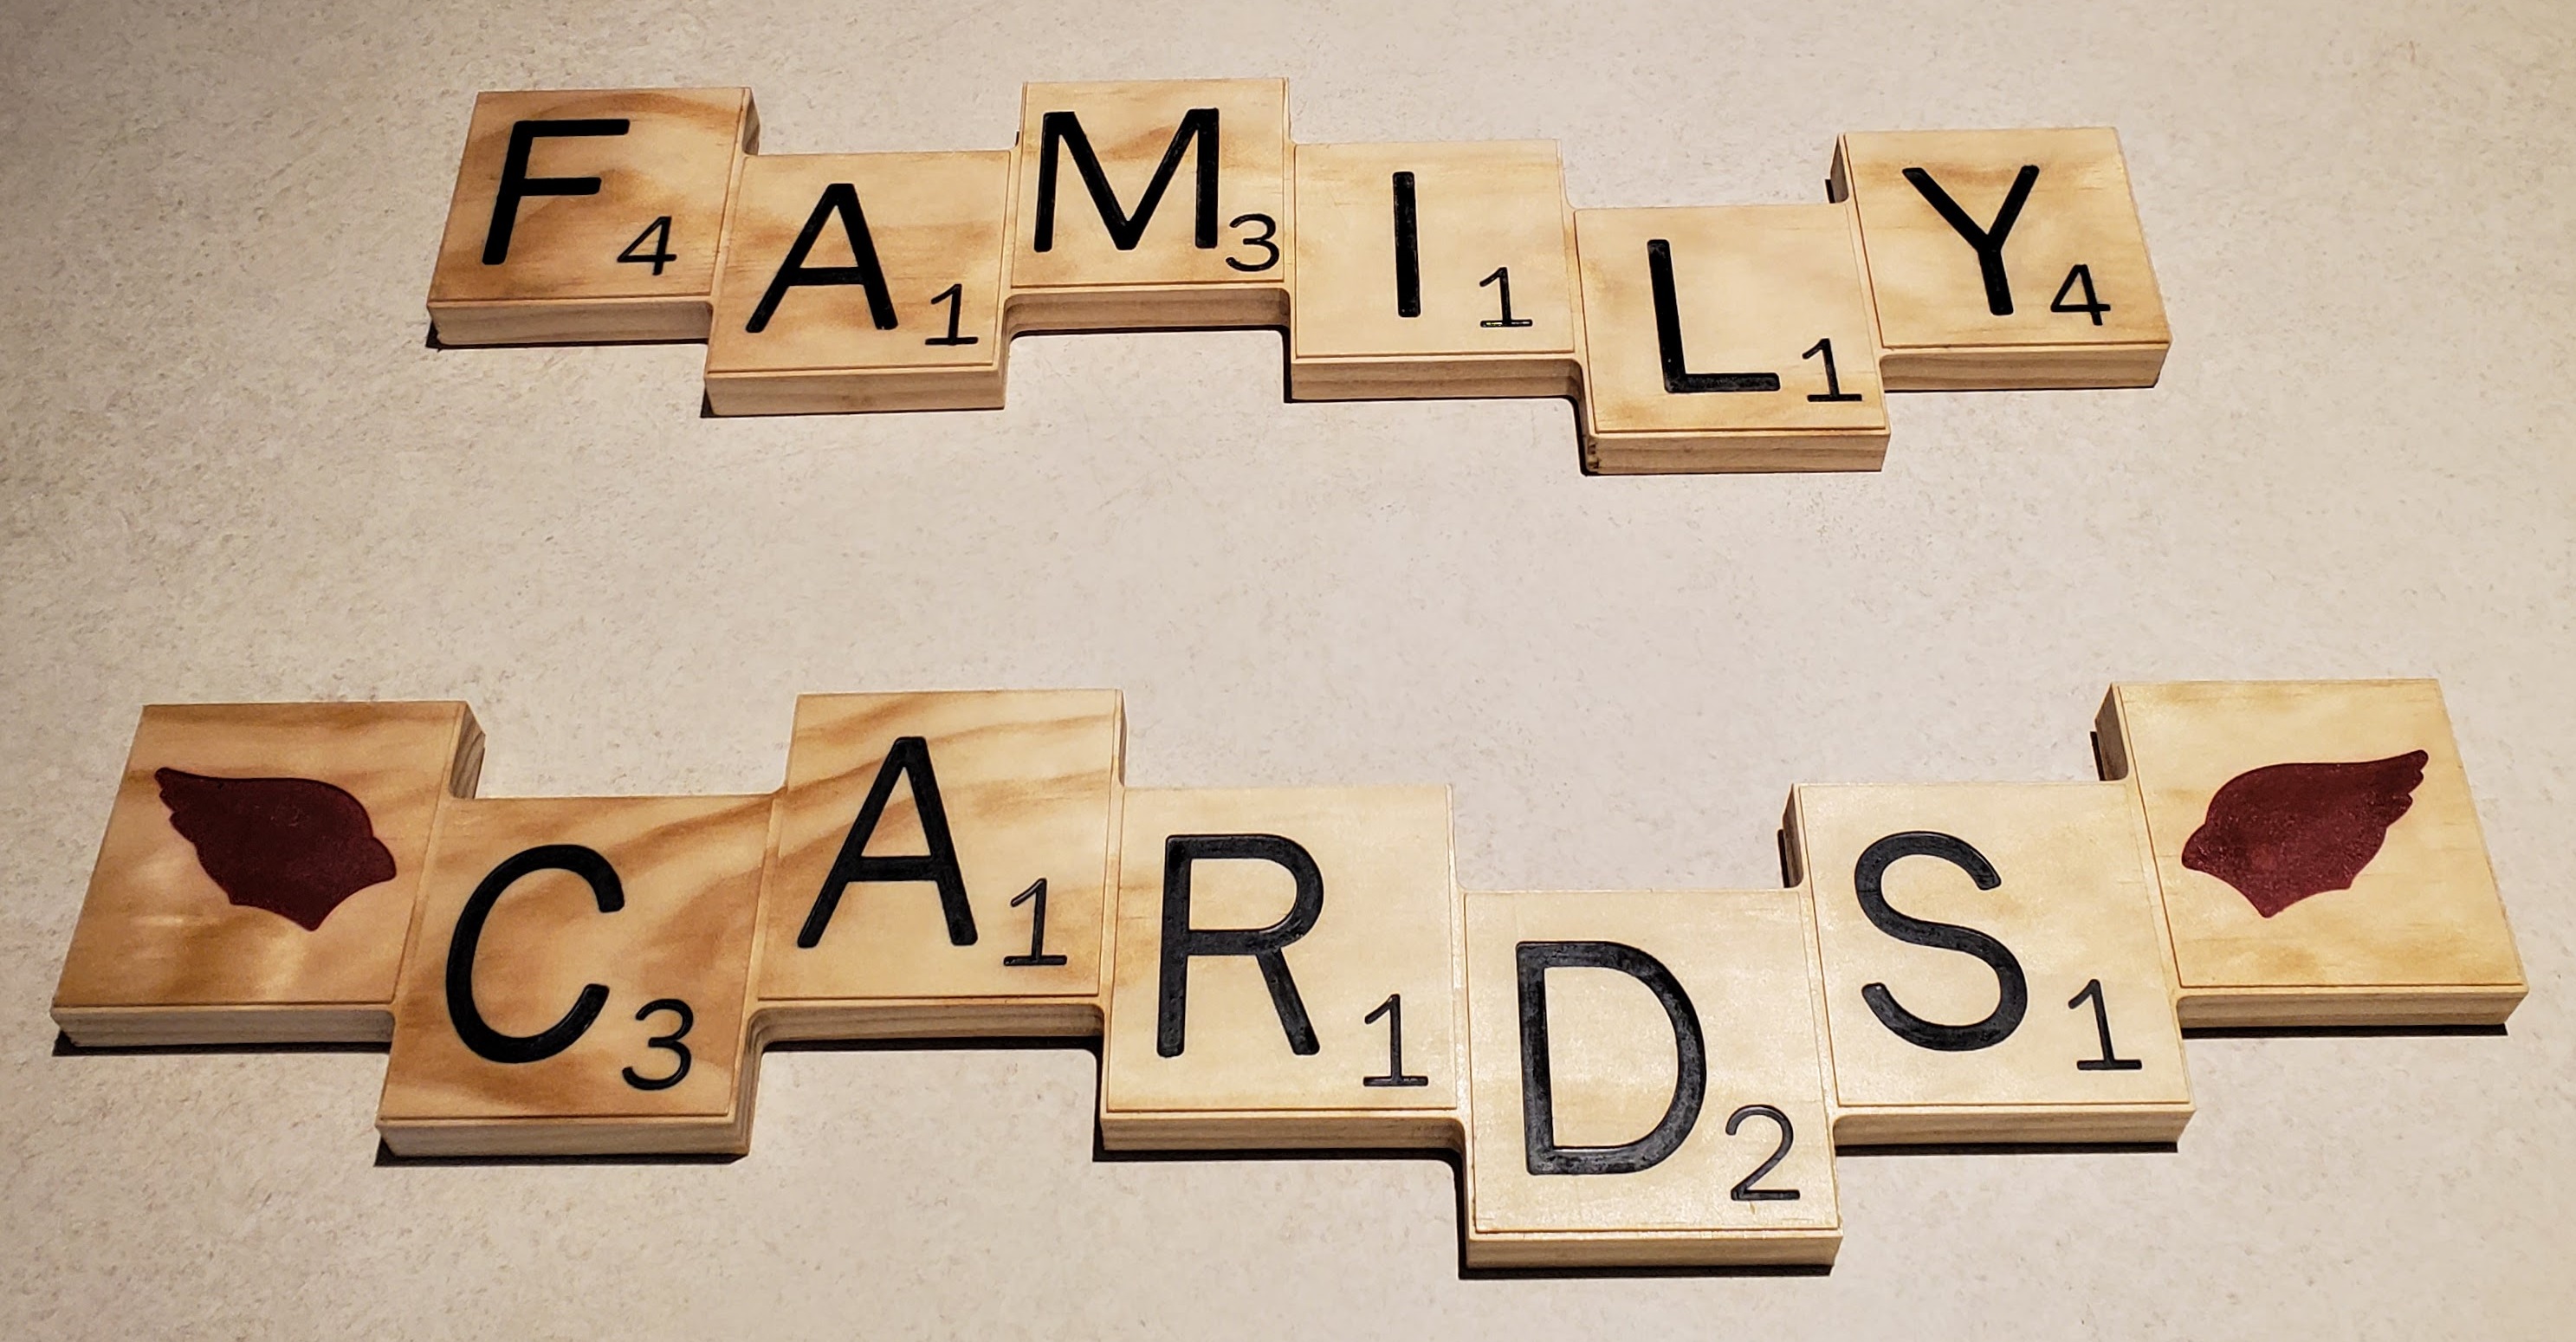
[1032,107,1220,252]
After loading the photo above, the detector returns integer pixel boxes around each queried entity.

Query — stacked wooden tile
[424,82,2174,474]
[53,682,2525,1267]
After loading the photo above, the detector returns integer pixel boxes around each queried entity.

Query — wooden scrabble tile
[704,152,1013,415]
[377,794,767,1157]
[2097,681,2525,1027]
[1099,787,1462,1151]
[1462,889,1839,1268]
[754,690,1123,1041]
[1287,141,1579,400]
[51,703,482,1047]
[1833,128,2169,390]
[1006,80,1290,332]
[427,88,757,346]
[1574,204,1887,475]
[1786,782,2191,1144]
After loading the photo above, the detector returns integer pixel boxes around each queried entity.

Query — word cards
[54,681,2521,1269]
[424,81,2172,474]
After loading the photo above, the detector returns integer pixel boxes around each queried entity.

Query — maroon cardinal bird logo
[2181,750,2428,918]
[155,768,398,930]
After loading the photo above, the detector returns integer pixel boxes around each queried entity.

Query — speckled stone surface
[2,1,2570,1337]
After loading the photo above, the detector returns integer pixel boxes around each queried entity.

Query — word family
[424,81,2172,474]
[55,681,2521,1267]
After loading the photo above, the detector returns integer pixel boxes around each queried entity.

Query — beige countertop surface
[2,1,2569,1337]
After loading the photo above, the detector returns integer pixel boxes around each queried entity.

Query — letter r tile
[1786,782,2191,1145]
[1098,787,1462,1151]
[1462,889,1840,1268]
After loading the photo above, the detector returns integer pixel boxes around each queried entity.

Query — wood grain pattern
[1786,781,2192,1144]
[428,88,756,346]
[2098,680,2526,1027]
[1574,204,1888,474]
[52,702,482,1047]
[377,794,768,1157]
[1835,128,2169,390]
[704,151,1013,415]
[753,690,1123,1041]
[1461,889,1839,1268]
[409,85,2192,476]
[49,677,2521,1251]
[1005,80,1290,333]
[1099,787,1464,1151]
[1288,141,1580,401]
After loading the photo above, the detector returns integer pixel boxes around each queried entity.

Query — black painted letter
[746,182,898,334]
[1647,240,1780,394]
[1155,833,1323,1057]
[446,843,621,1064]
[1392,172,1421,317]
[1901,165,2041,316]
[796,736,977,950]
[482,119,630,265]
[1516,941,1707,1176]
[1032,107,1220,252]
[1851,831,2028,1052]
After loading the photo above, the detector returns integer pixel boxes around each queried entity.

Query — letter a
[796,736,978,950]
[746,181,899,334]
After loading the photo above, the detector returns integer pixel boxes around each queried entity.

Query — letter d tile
[1462,889,1840,1268]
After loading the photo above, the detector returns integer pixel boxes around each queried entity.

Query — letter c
[445,843,621,1064]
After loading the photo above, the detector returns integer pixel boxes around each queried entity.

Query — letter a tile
[1007,80,1290,332]
[1787,782,2191,1144]
[1462,890,1840,1268]
[1099,787,1462,1151]
[2097,680,2525,1027]
[1289,141,1580,400]
[377,795,767,1157]
[754,690,1123,1041]
[1574,204,1888,474]
[1834,128,2169,389]
[427,88,757,346]
[52,703,482,1047]
[705,152,1013,415]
